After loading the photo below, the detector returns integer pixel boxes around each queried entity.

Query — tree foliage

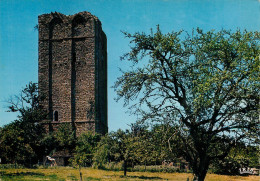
[71,132,101,167]
[54,123,76,151]
[0,121,35,165]
[93,124,181,174]
[92,135,111,169]
[212,143,260,175]
[114,27,259,181]
[93,129,137,176]
[0,82,47,166]
[6,82,46,123]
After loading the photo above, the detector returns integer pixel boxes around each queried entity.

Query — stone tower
[38,12,107,135]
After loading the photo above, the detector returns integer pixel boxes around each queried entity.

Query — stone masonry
[38,12,107,135]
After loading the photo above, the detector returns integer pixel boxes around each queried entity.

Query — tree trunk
[192,158,209,181]
[194,170,207,181]
[123,160,127,176]
[79,166,82,181]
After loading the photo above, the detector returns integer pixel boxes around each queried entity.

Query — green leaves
[0,119,42,166]
[54,123,75,149]
[1,82,47,166]
[71,132,101,167]
[116,27,259,125]
[6,82,47,123]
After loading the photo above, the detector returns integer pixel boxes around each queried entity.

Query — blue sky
[0,0,260,131]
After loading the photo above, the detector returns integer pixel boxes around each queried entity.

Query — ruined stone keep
[38,12,107,135]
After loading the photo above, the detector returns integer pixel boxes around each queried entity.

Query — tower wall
[38,12,108,135]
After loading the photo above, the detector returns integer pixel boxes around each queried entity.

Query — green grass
[0,170,61,181]
[0,167,259,181]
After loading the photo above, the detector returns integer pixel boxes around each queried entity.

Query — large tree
[114,27,259,181]
[0,82,47,166]
[6,82,46,123]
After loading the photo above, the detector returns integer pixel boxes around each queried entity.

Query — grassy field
[0,167,259,181]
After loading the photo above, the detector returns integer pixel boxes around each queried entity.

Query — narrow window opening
[53,111,58,121]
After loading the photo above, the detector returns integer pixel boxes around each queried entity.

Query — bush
[92,161,124,171]
[0,164,25,169]
[133,165,184,173]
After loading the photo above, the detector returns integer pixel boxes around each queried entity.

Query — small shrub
[0,164,25,169]
[93,161,124,171]
[132,165,188,173]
